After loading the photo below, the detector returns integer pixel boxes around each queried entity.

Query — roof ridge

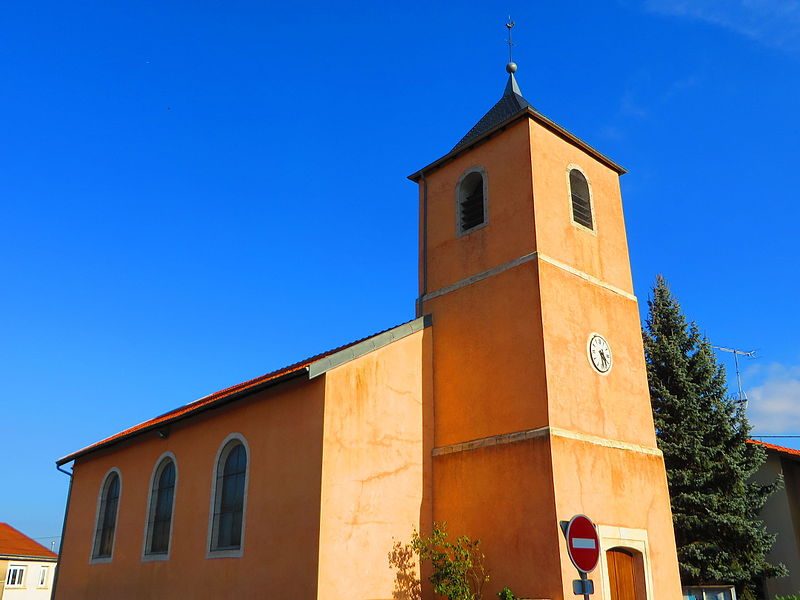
[57,318,420,465]
[452,73,532,151]
[187,319,416,408]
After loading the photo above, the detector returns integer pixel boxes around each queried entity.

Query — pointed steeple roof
[408,62,626,181]
[453,66,532,152]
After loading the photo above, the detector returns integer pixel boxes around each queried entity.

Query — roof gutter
[56,367,310,466]
[0,554,59,562]
[50,463,72,599]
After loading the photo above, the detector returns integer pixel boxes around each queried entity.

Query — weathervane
[506,17,518,74]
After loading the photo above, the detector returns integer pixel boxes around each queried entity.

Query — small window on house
[38,566,49,587]
[6,565,26,587]
[92,471,121,559]
[145,457,177,556]
[569,169,593,230]
[210,439,248,552]
[457,169,486,234]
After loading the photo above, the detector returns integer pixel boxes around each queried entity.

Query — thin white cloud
[747,363,800,434]
[642,0,800,53]
[620,89,650,118]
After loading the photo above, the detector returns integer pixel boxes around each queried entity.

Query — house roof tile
[0,523,58,560]
[748,439,800,460]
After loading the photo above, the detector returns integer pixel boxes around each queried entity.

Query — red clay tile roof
[748,439,800,460]
[0,523,58,559]
[57,321,413,466]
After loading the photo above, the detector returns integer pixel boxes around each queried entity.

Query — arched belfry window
[92,470,121,559]
[144,456,176,557]
[209,437,248,553]
[569,168,593,230]
[456,168,487,235]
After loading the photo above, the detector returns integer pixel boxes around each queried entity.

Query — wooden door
[607,548,639,600]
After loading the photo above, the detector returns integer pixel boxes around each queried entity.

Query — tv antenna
[712,346,756,406]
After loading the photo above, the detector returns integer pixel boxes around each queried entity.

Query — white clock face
[588,334,612,374]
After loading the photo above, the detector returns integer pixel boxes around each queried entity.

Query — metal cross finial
[505,18,518,74]
[506,17,516,61]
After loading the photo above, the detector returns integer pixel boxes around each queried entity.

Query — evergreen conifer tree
[643,275,786,600]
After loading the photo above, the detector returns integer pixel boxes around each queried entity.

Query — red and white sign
[565,514,600,573]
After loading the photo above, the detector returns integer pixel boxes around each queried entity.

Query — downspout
[417,171,429,318]
[51,463,73,600]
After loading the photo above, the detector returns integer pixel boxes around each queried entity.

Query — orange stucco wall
[433,437,563,598]
[419,118,548,448]
[420,118,536,297]
[316,329,431,600]
[55,329,432,600]
[55,96,684,600]
[538,260,655,447]
[530,118,655,447]
[528,120,634,294]
[56,377,326,600]
[551,436,681,599]
[424,264,548,447]
[419,114,681,599]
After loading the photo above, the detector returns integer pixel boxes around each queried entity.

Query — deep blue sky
[3,0,800,548]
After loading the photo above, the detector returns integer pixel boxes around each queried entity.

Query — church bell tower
[409,54,682,600]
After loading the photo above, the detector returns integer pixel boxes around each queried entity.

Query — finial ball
[506,61,518,74]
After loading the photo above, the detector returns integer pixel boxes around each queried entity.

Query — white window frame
[206,433,250,559]
[6,564,26,587]
[38,565,49,587]
[142,451,178,561]
[90,467,122,564]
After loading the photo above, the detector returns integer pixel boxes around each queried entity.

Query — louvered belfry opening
[460,171,485,232]
[569,169,593,229]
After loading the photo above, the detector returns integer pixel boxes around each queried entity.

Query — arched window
[569,168,593,230]
[144,456,176,556]
[209,438,248,552]
[457,168,487,235]
[92,470,121,559]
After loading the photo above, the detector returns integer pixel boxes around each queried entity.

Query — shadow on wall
[389,540,422,600]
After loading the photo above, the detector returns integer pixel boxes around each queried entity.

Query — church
[53,56,683,600]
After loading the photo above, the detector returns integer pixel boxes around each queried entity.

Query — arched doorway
[606,547,645,600]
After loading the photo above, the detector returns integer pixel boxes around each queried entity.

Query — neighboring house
[53,61,683,600]
[750,440,800,598]
[0,523,58,599]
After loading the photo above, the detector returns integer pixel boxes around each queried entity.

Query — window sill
[142,552,170,562]
[457,221,488,238]
[206,547,243,559]
[570,219,597,236]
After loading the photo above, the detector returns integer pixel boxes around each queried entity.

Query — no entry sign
[565,515,600,573]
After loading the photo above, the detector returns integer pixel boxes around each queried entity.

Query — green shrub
[498,587,517,600]
[410,522,489,600]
